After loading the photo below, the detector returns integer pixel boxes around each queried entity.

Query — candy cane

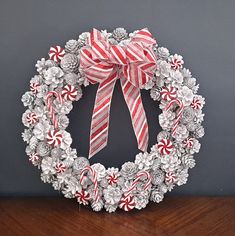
[166,98,184,136]
[123,170,152,200]
[45,91,63,130]
[80,166,100,202]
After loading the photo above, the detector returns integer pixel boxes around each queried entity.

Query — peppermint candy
[165,171,177,184]
[55,163,66,173]
[157,139,173,155]
[29,152,40,163]
[169,54,184,70]
[62,85,78,101]
[47,130,63,147]
[48,46,65,62]
[161,86,177,101]
[191,97,203,110]
[30,82,40,94]
[26,112,38,125]
[183,138,194,148]
[119,196,135,211]
[107,173,118,185]
[75,190,90,205]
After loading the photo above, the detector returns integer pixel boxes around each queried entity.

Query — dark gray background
[0,0,234,196]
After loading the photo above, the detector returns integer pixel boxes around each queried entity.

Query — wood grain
[0,197,234,236]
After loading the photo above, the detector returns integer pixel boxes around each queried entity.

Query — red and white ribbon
[166,98,184,136]
[123,170,152,200]
[80,166,100,202]
[45,91,63,130]
[80,28,157,158]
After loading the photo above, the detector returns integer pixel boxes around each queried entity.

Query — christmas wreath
[21,28,205,212]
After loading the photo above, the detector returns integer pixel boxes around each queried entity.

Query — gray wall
[0,0,234,196]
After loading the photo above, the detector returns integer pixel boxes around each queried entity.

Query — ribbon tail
[88,72,118,158]
[120,77,149,152]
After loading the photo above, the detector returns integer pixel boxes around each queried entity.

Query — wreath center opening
[67,82,161,169]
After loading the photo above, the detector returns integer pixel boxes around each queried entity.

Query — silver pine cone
[193,125,205,138]
[65,40,80,55]
[150,189,164,203]
[60,54,79,73]
[150,87,161,101]
[36,142,51,157]
[181,155,196,168]
[112,28,128,42]
[151,169,165,185]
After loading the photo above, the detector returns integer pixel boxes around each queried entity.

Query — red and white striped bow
[80,28,157,158]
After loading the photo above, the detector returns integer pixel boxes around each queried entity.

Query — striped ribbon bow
[80,28,157,158]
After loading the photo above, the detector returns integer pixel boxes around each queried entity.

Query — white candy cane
[166,98,184,136]
[45,91,63,130]
[80,166,100,202]
[124,170,152,200]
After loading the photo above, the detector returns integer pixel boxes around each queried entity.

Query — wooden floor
[0,197,234,236]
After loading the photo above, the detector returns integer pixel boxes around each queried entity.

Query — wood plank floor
[0,197,234,236]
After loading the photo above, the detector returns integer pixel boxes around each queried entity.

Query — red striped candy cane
[166,98,184,136]
[80,166,100,202]
[45,91,63,130]
[123,170,152,200]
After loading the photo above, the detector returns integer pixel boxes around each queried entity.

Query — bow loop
[109,45,127,65]
[131,28,157,46]
[87,28,106,46]
[126,42,145,63]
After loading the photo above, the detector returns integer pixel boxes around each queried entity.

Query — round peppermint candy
[26,112,38,125]
[47,130,63,147]
[161,86,177,101]
[62,85,77,101]
[119,196,135,211]
[183,138,194,148]
[48,46,65,62]
[55,163,66,173]
[157,139,173,155]
[165,171,177,184]
[75,190,90,205]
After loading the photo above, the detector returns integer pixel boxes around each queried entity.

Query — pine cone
[151,169,165,185]
[51,148,63,159]
[150,190,164,203]
[29,136,38,150]
[60,54,79,73]
[181,155,196,168]
[112,28,128,42]
[193,125,205,138]
[65,40,80,55]
[36,142,51,157]
[91,200,103,212]
[150,87,161,101]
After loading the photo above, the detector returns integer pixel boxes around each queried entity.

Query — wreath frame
[21,28,205,212]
